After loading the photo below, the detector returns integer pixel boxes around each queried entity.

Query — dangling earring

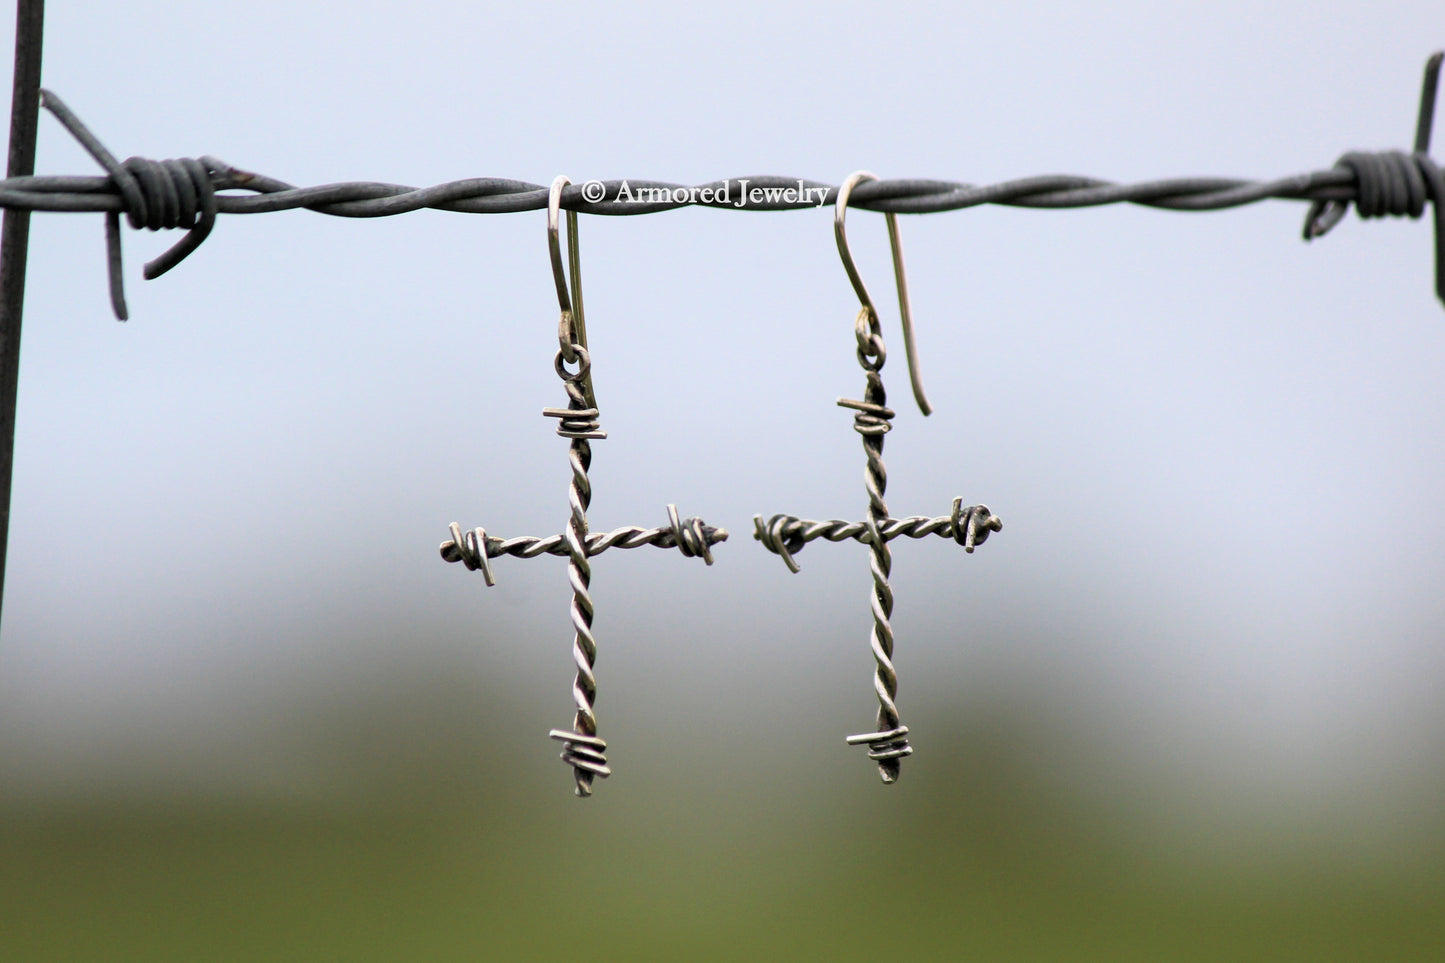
[753,171,1002,784]
[441,176,728,797]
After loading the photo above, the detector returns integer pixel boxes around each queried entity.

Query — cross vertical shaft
[554,375,603,795]
[857,368,904,783]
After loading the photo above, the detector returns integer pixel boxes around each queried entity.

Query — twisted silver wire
[441,181,732,795]
[443,491,728,797]
[751,501,1002,574]
[550,364,603,797]
[853,362,908,783]
[753,302,1004,782]
[440,340,727,795]
[441,513,728,570]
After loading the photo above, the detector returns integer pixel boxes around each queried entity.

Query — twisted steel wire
[857,368,905,781]
[6,53,1443,321]
[441,511,727,577]
[439,178,733,796]
[752,499,1002,575]
[753,282,1004,782]
[440,340,727,795]
[0,162,1372,216]
[550,351,604,797]
[850,310,910,782]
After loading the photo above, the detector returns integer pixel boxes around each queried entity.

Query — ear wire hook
[548,175,596,407]
[835,171,933,416]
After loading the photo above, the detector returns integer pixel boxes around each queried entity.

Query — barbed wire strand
[0,52,1438,323]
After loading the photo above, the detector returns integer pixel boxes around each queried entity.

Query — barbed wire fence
[0,0,1438,620]
[19,72,1445,324]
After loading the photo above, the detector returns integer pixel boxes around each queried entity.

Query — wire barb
[37,90,217,321]
[441,522,496,586]
[548,728,611,781]
[845,725,913,762]
[542,401,606,440]
[838,395,895,436]
[1302,51,1445,305]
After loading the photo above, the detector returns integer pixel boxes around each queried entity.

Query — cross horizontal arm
[441,504,727,586]
[753,497,1001,574]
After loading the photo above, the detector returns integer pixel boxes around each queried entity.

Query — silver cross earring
[442,176,728,796]
[754,171,1002,784]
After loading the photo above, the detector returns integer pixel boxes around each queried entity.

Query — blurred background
[2,1,1444,958]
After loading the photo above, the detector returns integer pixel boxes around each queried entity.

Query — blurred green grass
[3,659,1443,961]
[5,788,1442,960]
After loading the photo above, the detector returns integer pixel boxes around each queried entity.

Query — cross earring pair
[443,172,1001,795]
